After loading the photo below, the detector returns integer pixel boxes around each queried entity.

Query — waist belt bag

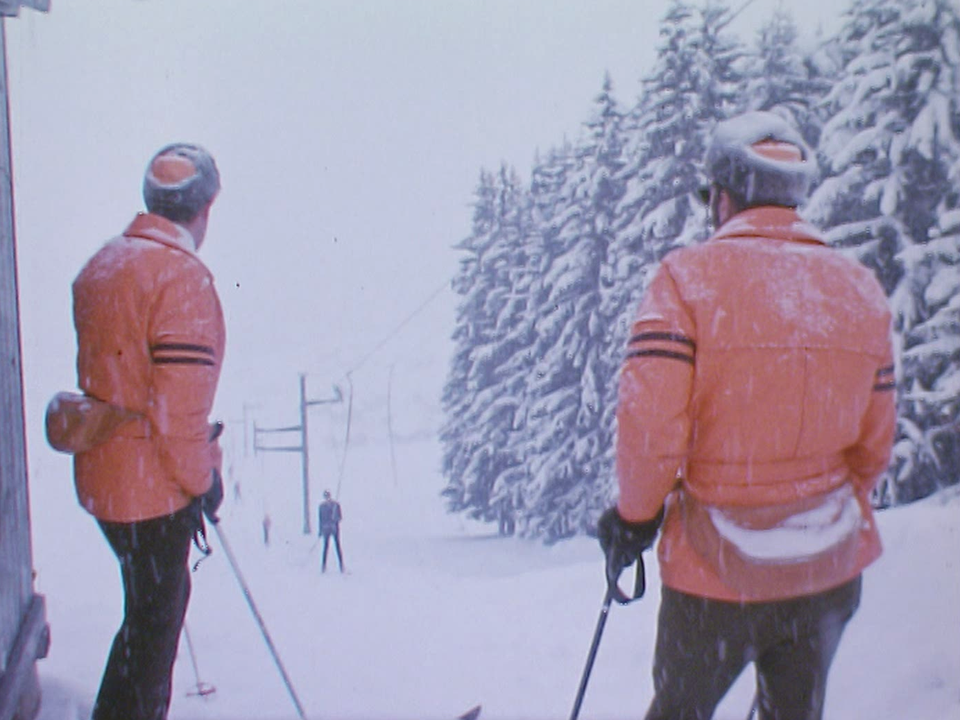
[45,391,142,454]
[682,483,862,599]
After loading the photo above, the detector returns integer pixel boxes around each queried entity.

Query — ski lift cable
[334,372,353,501]
[297,279,448,501]
[333,279,449,382]
[721,0,760,30]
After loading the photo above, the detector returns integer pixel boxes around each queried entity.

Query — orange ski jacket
[615,206,896,601]
[72,213,225,522]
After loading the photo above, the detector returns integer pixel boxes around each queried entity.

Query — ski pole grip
[605,553,646,605]
[634,555,647,599]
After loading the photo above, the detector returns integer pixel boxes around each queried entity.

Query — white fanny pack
[682,483,863,599]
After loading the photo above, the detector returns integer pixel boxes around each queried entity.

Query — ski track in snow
[29,440,960,720]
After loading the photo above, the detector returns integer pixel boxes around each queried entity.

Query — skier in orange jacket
[598,111,896,720]
[71,143,225,720]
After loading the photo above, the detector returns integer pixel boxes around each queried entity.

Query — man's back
[603,111,896,719]
[662,207,893,498]
[617,205,896,601]
[72,213,224,522]
[319,499,341,530]
[75,235,194,408]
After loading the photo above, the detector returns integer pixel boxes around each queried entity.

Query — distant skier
[59,143,225,720]
[598,112,896,720]
[497,504,515,537]
[318,490,345,573]
[262,513,272,547]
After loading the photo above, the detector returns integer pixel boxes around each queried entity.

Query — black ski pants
[645,576,862,720]
[321,527,343,572]
[93,504,197,720]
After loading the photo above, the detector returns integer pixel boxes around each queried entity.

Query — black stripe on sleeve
[873,364,895,391]
[153,357,216,367]
[628,332,696,350]
[625,331,696,365]
[150,343,215,356]
[625,349,695,365]
[150,342,217,367]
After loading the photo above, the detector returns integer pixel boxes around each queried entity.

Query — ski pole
[293,537,321,569]
[569,557,647,720]
[182,623,216,698]
[211,520,309,719]
[569,589,614,720]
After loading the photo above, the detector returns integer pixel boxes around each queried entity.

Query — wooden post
[251,377,342,536]
[299,374,311,535]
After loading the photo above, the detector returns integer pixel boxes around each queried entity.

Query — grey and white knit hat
[703,112,816,208]
[143,143,220,223]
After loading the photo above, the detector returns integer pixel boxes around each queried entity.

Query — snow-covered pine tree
[805,0,960,503]
[598,0,748,522]
[742,5,831,146]
[494,144,576,536]
[441,170,496,514]
[519,75,627,541]
[441,166,533,522]
[615,0,746,276]
[478,165,548,536]
[889,210,960,505]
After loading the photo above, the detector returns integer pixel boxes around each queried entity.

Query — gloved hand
[202,421,225,524]
[201,468,224,524]
[597,506,664,603]
[209,420,225,442]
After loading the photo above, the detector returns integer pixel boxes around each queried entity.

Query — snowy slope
[27,433,960,720]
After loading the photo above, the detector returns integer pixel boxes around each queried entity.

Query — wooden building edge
[1,5,52,720]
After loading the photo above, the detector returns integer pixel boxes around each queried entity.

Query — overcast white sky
[4,0,848,436]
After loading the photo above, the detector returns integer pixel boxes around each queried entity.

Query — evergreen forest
[441,0,960,541]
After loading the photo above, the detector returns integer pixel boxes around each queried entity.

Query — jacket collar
[123,212,197,255]
[711,206,826,247]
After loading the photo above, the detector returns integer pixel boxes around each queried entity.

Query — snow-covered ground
[27,430,960,720]
[7,4,957,720]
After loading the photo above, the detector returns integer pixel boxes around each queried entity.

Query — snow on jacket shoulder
[72,213,225,523]
[615,206,896,601]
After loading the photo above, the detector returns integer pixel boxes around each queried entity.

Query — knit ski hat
[702,111,816,208]
[143,143,220,223]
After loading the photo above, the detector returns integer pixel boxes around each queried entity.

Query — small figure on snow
[61,143,225,720]
[262,513,272,547]
[318,490,345,573]
[497,504,515,537]
[598,111,896,720]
